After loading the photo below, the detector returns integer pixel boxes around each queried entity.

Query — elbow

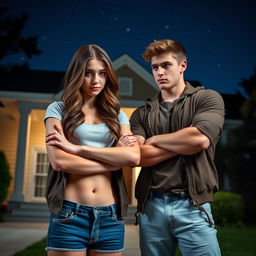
[128,155,140,167]
[50,159,65,172]
[198,135,211,150]
[127,151,141,167]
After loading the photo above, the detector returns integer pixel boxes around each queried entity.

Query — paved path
[0,222,140,256]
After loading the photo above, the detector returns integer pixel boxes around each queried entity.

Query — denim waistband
[62,200,118,216]
[149,190,189,199]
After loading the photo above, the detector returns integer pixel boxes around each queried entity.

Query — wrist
[77,145,88,156]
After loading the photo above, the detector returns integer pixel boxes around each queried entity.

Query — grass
[12,226,256,256]
[217,226,256,256]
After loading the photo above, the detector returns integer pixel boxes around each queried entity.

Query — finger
[45,134,61,143]
[46,131,57,137]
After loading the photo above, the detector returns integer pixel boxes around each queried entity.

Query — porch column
[131,167,141,206]
[10,102,31,202]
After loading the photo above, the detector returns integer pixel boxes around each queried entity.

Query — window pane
[33,152,49,198]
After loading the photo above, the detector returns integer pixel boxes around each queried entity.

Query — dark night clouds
[2,0,256,95]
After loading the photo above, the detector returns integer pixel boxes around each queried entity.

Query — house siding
[0,115,19,203]
[116,65,158,101]
[24,110,47,197]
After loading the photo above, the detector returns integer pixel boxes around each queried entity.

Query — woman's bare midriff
[64,172,118,207]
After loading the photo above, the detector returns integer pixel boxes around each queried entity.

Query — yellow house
[0,54,244,222]
[0,54,158,222]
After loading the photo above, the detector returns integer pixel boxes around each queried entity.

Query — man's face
[151,52,186,91]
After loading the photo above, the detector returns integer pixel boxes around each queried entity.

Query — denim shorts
[46,200,125,253]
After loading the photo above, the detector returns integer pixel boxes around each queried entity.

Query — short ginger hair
[142,39,187,64]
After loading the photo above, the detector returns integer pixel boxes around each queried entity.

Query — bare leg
[87,250,123,256]
[48,250,86,256]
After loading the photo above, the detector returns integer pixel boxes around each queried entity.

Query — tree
[0,151,11,205]
[221,68,256,224]
[0,7,41,71]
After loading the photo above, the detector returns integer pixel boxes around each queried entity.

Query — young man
[130,39,225,256]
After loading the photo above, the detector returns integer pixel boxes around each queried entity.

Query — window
[34,152,48,198]
[28,147,49,201]
[119,77,133,96]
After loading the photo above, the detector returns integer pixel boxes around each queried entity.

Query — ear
[180,60,187,73]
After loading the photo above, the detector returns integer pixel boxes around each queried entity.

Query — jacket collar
[146,81,204,106]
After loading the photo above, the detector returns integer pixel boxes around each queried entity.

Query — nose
[156,67,164,77]
[92,74,100,84]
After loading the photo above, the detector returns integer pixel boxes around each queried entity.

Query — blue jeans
[139,191,221,256]
[46,200,125,253]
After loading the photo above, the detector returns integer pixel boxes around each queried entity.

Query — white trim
[113,54,158,90]
[27,146,47,203]
[120,99,145,108]
[0,91,54,102]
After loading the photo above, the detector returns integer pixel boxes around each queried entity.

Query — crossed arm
[135,127,210,167]
[45,117,140,174]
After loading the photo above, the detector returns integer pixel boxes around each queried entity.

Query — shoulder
[195,89,224,106]
[45,101,65,121]
[130,104,148,121]
[46,101,64,111]
[118,109,130,125]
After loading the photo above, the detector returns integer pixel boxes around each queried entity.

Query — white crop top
[44,101,130,147]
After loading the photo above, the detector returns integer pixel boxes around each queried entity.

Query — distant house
[0,54,244,222]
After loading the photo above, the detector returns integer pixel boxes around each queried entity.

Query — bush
[0,151,11,205]
[212,191,244,226]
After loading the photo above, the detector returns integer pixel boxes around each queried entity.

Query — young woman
[44,44,140,256]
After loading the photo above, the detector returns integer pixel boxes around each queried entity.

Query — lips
[157,79,168,83]
[91,87,101,91]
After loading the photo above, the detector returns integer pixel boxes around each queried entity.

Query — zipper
[139,102,154,213]
[147,103,154,136]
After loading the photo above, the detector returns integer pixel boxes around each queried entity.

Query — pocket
[200,203,215,225]
[112,212,125,224]
[52,209,75,223]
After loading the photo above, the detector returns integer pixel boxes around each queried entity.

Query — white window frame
[119,77,133,96]
[27,146,48,202]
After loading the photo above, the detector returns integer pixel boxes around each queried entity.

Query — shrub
[0,151,12,205]
[212,191,244,226]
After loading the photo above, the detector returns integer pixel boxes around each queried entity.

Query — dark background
[2,0,256,95]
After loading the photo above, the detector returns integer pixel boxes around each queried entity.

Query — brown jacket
[130,82,225,212]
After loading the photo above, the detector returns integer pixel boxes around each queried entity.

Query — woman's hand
[45,123,80,155]
[116,134,138,147]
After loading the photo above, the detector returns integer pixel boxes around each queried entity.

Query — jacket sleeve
[130,107,147,138]
[192,90,225,146]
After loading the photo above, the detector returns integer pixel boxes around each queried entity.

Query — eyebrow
[85,68,107,72]
[151,61,172,68]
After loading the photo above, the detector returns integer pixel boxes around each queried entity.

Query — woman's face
[81,58,107,100]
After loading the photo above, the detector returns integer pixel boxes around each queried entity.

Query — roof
[1,69,64,94]
[0,55,245,120]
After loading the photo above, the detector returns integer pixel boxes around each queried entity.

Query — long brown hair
[61,44,121,143]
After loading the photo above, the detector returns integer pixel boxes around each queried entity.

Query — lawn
[12,226,256,256]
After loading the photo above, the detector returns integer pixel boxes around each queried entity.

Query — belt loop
[110,204,116,217]
[180,191,186,199]
[74,202,80,215]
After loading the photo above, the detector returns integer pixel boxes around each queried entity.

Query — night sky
[2,0,256,95]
